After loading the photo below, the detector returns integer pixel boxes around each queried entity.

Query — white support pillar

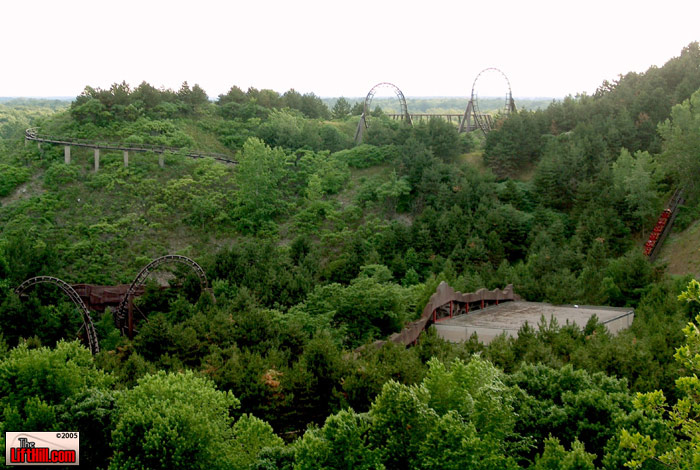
[94,148,100,172]
[123,150,129,167]
[64,146,71,164]
[37,142,41,150]
[158,153,164,168]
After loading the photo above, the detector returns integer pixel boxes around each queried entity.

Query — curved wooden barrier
[371,282,520,349]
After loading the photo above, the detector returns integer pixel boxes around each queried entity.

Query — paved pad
[435,301,634,344]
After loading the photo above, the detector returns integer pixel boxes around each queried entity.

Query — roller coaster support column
[458,100,474,133]
[64,146,71,164]
[127,294,134,339]
[123,151,129,167]
[354,113,366,144]
[158,152,164,168]
[94,148,100,172]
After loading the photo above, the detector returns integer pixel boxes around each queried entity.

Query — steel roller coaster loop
[115,255,213,337]
[15,276,100,354]
[362,82,412,129]
[470,67,516,134]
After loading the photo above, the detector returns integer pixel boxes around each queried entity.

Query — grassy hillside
[657,216,700,277]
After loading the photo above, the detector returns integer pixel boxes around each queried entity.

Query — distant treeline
[323,96,556,114]
[67,81,333,124]
[0,97,69,108]
[4,88,553,121]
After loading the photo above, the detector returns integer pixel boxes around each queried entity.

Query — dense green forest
[1,43,699,469]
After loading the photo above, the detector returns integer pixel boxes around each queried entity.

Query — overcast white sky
[1,0,698,99]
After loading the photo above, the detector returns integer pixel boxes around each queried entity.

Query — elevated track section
[25,128,237,170]
[115,255,213,338]
[386,113,492,131]
[355,68,516,143]
[15,276,100,354]
[14,255,212,353]
[644,189,685,261]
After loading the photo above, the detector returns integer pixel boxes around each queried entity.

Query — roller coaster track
[14,269,512,354]
[356,70,516,143]
[644,188,685,261]
[386,113,491,131]
[15,276,100,354]
[25,128,237,165]
[115,255,212,336]
[14,256,211,353]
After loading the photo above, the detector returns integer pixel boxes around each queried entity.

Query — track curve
[15,276,100,354]
[469,67,516,134]
[115,255,212,334]
[362,82,412,129]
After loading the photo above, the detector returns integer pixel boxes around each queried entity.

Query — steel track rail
[115,255,212,334]
[15,276,100,354]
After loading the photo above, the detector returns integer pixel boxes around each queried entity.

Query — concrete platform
[435,301,634,344]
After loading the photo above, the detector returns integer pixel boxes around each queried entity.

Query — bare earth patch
[0,171,44,206]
